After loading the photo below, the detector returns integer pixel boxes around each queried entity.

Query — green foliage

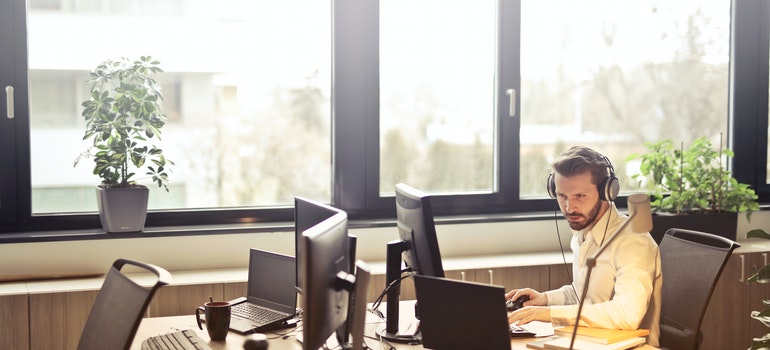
[627,136,758,216]
[748,229,770,350]
[74,56,172,191]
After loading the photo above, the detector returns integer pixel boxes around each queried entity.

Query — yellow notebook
[553,326,650,345]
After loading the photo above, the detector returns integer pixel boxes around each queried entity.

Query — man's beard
[565,199,603,231]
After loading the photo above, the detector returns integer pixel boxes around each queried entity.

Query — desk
[131,301,657,350]
[131,316,538,350]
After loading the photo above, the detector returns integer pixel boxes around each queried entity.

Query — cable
[597,200,613,247]
[553,202,579,301]
[370,269,413,313]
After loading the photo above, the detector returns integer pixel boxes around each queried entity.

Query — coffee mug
[195,301,231,341]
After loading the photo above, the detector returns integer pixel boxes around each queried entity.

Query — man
[507,146,662,346]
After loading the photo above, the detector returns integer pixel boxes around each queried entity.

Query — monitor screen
[395,183,445,277]
[299,210,351,350]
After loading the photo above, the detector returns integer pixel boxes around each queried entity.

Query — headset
[546,153,619,202]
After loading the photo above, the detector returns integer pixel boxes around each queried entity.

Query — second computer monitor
[395,183,445,278]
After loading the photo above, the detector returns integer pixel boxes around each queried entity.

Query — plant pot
[650,211,738,244]
[96,185,149,233]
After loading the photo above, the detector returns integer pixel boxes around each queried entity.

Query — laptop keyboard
[232,303,289,324]
[141,329,211,350]
[510,324,536,338]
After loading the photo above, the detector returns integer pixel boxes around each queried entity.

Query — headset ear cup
[602,175,620,201]
[546,173,556,199]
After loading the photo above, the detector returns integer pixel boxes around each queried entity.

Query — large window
[27,0,332,214]
[519,0,730,196]
[0,0,768,234]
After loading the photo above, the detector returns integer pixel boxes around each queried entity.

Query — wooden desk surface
[132,315,540,350]
[132,301,658,350]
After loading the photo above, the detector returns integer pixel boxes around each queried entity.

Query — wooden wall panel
[150,283,223,317]
[29,290,98,350]
[0,294,29,350]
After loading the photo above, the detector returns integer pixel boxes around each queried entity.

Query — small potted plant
[627,136,758,243]
[74,56,172,232]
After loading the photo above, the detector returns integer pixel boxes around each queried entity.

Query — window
[27,0,332,215]
[378,0,497,195]
[0,0,767,234]
[519,0,730,197]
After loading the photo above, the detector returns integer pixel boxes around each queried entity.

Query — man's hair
[551,146,611,189]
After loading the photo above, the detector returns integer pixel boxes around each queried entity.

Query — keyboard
[232,302,289,324]
[141,329,212,350]
[510,324,536,338]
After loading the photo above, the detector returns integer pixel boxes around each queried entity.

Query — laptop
[414,274,512,350]
[228,248,298,334]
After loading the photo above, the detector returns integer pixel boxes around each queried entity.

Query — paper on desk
[518,321,555,337]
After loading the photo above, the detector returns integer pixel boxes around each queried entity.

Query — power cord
[370,268,413,315]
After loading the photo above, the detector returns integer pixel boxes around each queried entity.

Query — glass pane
[519,0,730,197]
[28,0,331,214]
[379,0,496,195]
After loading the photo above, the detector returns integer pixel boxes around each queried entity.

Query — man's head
[548,146,618,230]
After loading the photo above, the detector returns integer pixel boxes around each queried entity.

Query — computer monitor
[380,183,445,343]
[299,210,353,350]
[294,196,345,290]
[395,183,445,278]
[294,197,358,345]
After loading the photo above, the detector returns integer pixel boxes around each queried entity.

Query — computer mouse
[506,295,529,311]
[243,333,268,350]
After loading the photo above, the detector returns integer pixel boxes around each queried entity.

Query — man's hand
[506,288,550,324]
[508,305,551,324]
[505,288,547,306]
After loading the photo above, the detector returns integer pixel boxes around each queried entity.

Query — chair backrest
[77,258,172,350]
[658,228,739,350]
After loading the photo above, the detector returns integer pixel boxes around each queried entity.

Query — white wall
[1,210,768,281]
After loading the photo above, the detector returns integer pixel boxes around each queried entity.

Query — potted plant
[74,56,172,232]
[627,136,758,243]
[747,228,770,349]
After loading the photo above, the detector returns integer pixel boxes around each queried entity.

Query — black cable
[597,200,613,247]
[553,202,579,301]
[370,269,412,313]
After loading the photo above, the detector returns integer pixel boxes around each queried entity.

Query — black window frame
[0,0,767,235]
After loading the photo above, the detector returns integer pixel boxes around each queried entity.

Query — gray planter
[96,185,149,233]
[650,211,738,245]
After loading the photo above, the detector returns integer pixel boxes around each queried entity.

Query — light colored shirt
[544,203,662,346]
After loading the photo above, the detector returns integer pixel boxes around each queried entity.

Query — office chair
[77,258,172,350]
[658,228,739,350]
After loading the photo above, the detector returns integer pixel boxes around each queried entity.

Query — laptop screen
[247,249,297,313]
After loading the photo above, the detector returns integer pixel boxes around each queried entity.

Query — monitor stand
[376,240,421,344]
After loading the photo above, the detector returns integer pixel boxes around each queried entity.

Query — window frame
[0,0,767,235]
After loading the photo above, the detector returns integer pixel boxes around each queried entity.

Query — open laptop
[227,248,298,334]
[414,274,512,350]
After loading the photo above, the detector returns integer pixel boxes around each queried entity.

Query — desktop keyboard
[141,329,212,350]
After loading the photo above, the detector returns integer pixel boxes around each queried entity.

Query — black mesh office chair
[77,258,172,350]
[658,228,739,350]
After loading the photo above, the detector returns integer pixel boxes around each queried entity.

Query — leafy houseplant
[747,229,770,350]
[627,136,758,242]
[75,56,172,232]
